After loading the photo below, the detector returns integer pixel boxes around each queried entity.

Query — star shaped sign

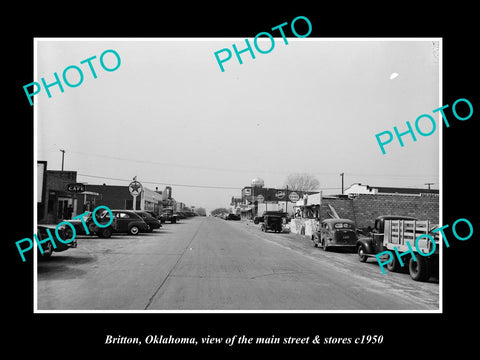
[129,181,143,195]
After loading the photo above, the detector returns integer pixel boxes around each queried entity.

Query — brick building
[37,163,80,223]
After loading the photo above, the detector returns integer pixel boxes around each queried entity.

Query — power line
[77,173,343,192]
[77,173,243,190]
[68,150,437,180]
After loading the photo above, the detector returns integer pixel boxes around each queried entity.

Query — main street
[37,216,439,311]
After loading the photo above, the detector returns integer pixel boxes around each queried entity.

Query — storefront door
[57,197,73,220]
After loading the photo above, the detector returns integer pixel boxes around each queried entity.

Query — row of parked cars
[257,212,438,282]
[37,209,169,259]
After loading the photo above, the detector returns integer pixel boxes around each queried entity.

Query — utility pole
[285,185,288,214]
[424,182,434,191]
[340,172,344,194]
[60,149,66,171]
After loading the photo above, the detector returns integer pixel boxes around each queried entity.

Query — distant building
[84,184,164,214]
[232,177,314,218]
[344,183,438,196]
[37,166,80,223]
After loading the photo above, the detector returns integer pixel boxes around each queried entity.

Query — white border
[33,37,443,314]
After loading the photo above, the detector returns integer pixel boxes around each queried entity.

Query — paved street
[37,216,439,311]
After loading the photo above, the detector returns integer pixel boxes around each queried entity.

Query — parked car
[134,210,162,232]
[92,209,149,238]
[312,218,358,251]
[260,214,283,232]
[225,213,241,220]
[175,212,186,219]
[37,224,77,259]
[356,215,417,262]
[61,211,96,236]
[254,211,289,224]
[160,209,178,224]
[144,210,160,219]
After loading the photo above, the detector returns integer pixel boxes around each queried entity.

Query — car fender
[356,237,374,254]
[133,220,148,231]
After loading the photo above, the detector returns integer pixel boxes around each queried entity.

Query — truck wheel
[171,218,176,224]
[386,252,401,272]
[357,245,368,262]
[129,226,140,235]
[409,256,431,281]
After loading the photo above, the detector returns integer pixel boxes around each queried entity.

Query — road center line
[144,221,203,310]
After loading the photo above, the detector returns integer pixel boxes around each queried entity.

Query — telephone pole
[340,172,344,194]
[424,182,434,191]
[60,149,66,171]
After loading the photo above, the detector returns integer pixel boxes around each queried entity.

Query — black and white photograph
[7,6,478,356]
[34,38,441,312]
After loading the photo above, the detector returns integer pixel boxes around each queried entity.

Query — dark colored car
[313,218,357,251]
[260,214,283,232]
[60,211,96,236]
[356,215,417,262]
[160,209,178,224]
[254,211,289,224]
[144,210,159,219]
[134,210,162,232]
[226,213,241,220]
[92,209,149,238]
[37,224,77,259]
[175,212,186,219]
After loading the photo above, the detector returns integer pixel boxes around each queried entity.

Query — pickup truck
[357,215,439,281]
[357,215,417,263]
[382,218,439,281]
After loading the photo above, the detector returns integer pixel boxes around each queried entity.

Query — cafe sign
[66,183,86,193]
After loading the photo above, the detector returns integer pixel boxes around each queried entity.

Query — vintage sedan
[60,211,96,236]
[92,209,149,238]
[313,218,358,251]
[133,210,162,232]
[37,224,77,259]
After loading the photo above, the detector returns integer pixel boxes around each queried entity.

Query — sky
[36,38,440,212]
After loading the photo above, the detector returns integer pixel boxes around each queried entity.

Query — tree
[196,207,207,216]
[284,173,320,191]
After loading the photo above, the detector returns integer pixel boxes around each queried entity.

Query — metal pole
[340,172,344,194]
[252,185,255,218]
[60,149,65,171]
[285,185,288,214]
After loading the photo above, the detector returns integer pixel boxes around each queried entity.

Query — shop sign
[66,183,86,193]
[129,180,143,196]
[275,190,286,199]
[288,192,300,202]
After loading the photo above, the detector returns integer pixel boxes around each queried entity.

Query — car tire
[322,239,328,251]
[129,226,140,235]
[357,245,368,262]
[101,227,112,238]
[386,251,401,272]
[171,218,177,224]
[88,222,97,234]
[409,256,431,282]
[39,241,53,259]
[313,234,320,247]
